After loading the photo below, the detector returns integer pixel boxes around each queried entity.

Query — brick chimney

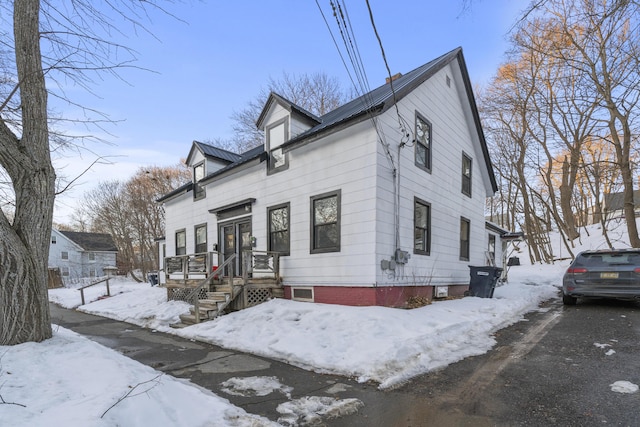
[385,73,402,84]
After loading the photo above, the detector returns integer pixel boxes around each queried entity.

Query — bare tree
[0,0,54,345]
[228,72,349,152]
[77,164,189,280]
[481,59,556,263]
[525,0,640,246]
[0,0,174,345]
[482,0,640,264]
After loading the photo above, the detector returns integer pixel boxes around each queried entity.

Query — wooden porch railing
[242,250,281,283]
[164,252,213,281]
[185,254,236,324]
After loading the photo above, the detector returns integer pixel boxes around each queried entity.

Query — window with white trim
[292,287,314,302]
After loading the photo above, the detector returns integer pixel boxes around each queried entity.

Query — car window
[576,253,640,267]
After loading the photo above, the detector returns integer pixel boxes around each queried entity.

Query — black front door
[219,218,251,277]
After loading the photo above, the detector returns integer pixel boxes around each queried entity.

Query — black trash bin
[147,271,158,287]
[468,266,503,298]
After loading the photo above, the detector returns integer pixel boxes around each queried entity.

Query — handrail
[242,250,280,283]
[186,254,236,323]
[78,277,111,305]
[164,252,212,281]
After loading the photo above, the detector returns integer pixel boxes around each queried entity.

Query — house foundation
[284,284,469,308]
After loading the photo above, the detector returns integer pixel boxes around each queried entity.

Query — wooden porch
[162,250,283,327]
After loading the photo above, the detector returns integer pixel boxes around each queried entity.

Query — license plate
[601,272,619,279]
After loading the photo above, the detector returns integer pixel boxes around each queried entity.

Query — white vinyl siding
[164,58,494,290]
[375,62,489,286]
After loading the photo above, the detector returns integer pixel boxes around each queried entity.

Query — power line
[365,0,411,144]
[316,0,395,169]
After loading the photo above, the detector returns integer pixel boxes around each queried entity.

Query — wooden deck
[161,250,283,326]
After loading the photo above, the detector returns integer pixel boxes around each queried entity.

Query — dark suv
[562,249,640,305]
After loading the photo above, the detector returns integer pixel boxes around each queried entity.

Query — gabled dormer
[256,92,321,174]
[186,141,241,200]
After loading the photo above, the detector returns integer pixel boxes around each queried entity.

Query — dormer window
[271,147,286,169]
[193,162,205,200]
[267,118,289,174]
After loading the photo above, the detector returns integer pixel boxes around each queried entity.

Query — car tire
[562,293,577,305]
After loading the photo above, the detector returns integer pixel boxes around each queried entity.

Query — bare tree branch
[100,374,163,418]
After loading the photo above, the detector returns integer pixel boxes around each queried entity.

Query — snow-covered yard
[47,264,564,389]
[5,226,639,426]
[2,263,562,426]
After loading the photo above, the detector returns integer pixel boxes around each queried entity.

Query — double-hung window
[193,162,205,200]
[267,119,289,174]
[268,203,290,255]
[414,198,431,255]
[311,190,341,253]
[175,229,186,256]
[460,217,470,261]
[195,224,207,254]
[415,113,432,172]
[462,153,472,197]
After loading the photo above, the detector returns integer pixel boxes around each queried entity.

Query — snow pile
[276,396,363,426]
[48,262,562,389]
[610,381,639,394]
[221,376,293,398]
[0,328,275,427]
[48,279,190,330]
[181,280,558,388]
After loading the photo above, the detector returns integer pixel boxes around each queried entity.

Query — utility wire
[321,0,395,169]
[365,0,411,144]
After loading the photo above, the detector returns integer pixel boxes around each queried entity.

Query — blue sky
[52,0,524,223]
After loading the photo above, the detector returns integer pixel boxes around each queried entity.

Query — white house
[49,229,118,284]
[157,47,499,308]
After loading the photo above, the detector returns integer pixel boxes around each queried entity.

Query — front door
[219,218,252,277]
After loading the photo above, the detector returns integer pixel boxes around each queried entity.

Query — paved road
[51,297,640,426]
[374,298,640,427]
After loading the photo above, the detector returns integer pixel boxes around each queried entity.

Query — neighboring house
[602,190,640,221]
[48,229,118,283]
[157,47,499,307]
[485,221,524,275]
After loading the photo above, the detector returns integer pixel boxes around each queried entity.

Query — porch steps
[173,286,242,327]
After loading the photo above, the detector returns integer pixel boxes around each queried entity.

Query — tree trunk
[610,117,640,248]
[559,157,580,240]
[0,0,54,345]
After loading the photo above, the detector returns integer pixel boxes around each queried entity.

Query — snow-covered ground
[47,263,564,389]
[0,327,276,426]
[3,222,639,426]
